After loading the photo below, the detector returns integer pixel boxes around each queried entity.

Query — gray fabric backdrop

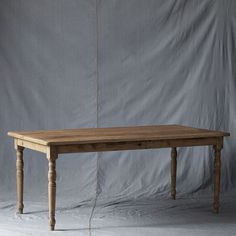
[0,0,235,206]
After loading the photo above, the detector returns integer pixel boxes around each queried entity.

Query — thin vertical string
[89,0,100,233]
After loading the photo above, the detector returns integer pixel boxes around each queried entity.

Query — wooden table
[8,125,229,231]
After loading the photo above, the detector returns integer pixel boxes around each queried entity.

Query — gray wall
[0,0,235,203]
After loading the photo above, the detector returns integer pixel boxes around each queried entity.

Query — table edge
[8,131,230,146]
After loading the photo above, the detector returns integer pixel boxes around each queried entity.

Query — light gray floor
[0,191,235,236]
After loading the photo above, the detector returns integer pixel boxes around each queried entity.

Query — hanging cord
[89,0,100,234]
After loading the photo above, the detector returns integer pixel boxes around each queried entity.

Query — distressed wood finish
[55,137,220,154]
[47,148,58,231]
[171,147,177,200]
[213,140,223,213]
[8,125,230,230]
[8,125,229,146]
[16,139,47,153]
[15,145,24,214]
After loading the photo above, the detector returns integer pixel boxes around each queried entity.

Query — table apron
[15,137,222,154]
[55,137,221,154]
[15,139,47,153]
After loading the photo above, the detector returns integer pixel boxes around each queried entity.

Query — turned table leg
[171,147,177,200]
[213,143,222,213]
[16,145,24,214]
[47,149,58,231]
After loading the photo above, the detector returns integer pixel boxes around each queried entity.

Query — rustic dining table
[8,124,229,231]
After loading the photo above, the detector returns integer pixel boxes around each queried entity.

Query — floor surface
[0,191,235,236]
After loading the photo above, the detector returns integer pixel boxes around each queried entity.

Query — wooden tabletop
[8,125,229,146]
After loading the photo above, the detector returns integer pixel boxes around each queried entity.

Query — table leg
[171,147,177,200]
[47,150,58,231]
[213,144,222,213]
[16,145,24,214]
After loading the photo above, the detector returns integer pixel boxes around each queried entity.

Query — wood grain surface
[8,125,229,146]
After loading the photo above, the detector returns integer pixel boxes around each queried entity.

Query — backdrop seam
[89,0,100,233]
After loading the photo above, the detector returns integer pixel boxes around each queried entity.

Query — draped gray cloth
[0,0,235,235]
